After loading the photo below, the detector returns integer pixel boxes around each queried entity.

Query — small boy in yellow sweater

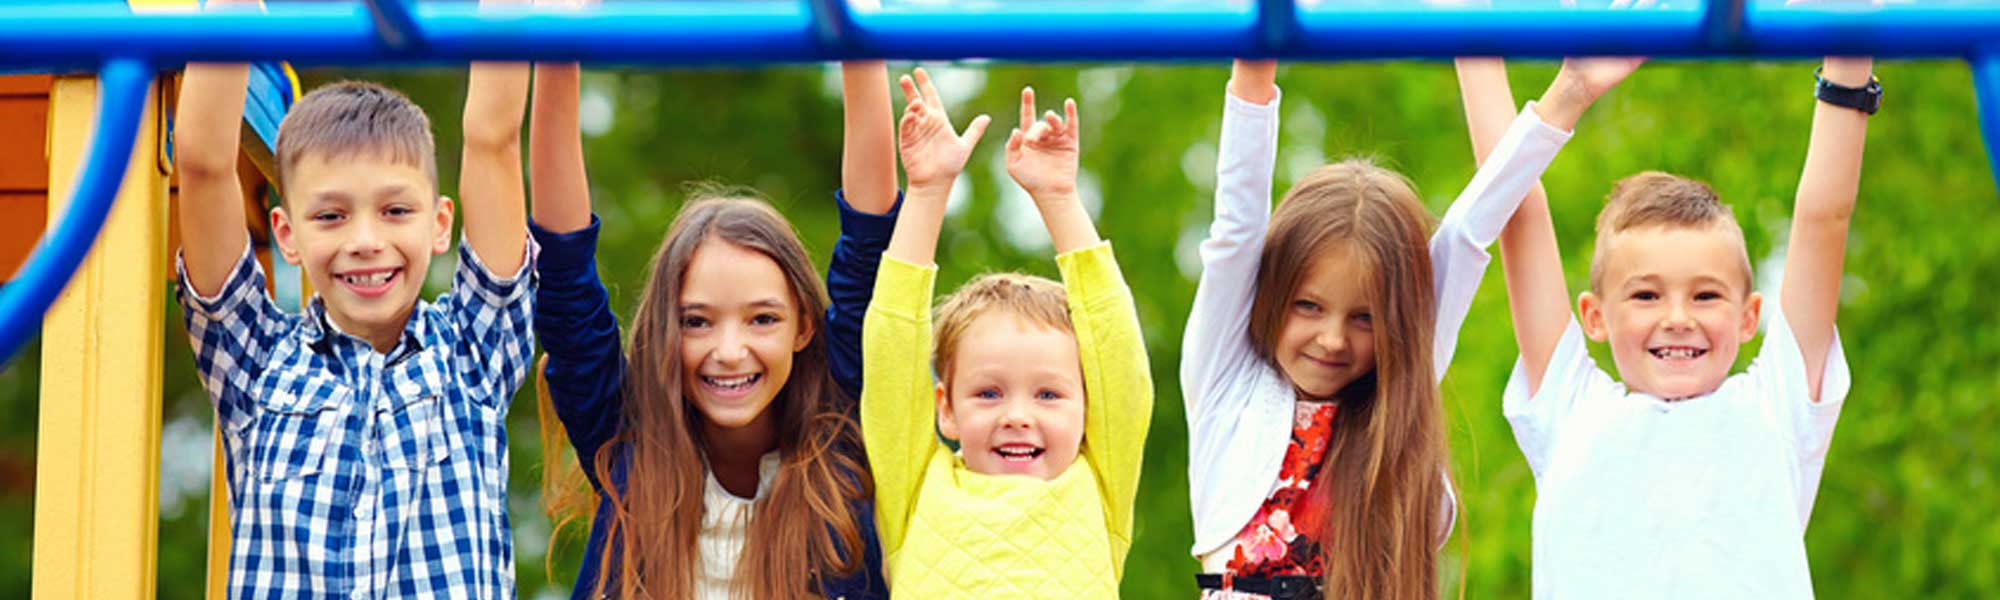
[861,69,1152,599]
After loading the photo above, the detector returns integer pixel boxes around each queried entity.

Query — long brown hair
[1247,159,1456,599]
[539,193,871,599]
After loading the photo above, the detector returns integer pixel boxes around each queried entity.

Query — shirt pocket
[246,380,347,482]
[378,390,449,471]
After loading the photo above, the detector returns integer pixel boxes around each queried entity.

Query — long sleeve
[859,256,942,557]
[530,217,627,491]
[1426,103,1573,379]
[825,189,902,405]
[1059,242,1154,578]
[1181,88,1281,426]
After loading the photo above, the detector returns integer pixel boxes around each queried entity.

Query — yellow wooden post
[31,72,171,599]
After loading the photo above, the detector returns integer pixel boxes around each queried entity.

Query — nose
[1662,300,1696,332]
[999,397,1033,429]
[712,323,750,364]
[1313,322,1347,354]
[346,214,386,256]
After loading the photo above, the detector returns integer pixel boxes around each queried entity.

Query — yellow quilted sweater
[861,242,1153,599]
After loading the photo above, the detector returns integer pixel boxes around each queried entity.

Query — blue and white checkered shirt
[178,241,536,600]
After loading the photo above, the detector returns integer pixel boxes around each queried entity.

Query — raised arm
[529,61,589,233]
[459,49,531,274]
[1005,87,1099,253]
[1782,56,1872,401]
[1502,57,1644,392]
[882,68,989,267]
[173,0,258,296]
[842,61,900,215]
[1180,59,1280,415]
[1455,58,1570,392]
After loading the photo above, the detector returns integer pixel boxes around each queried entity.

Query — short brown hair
[932,273,1073,390]
[274,81,437,201]
[1588,171,1751,292]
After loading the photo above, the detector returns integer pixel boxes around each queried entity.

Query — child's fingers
[1020,86,1037,133]
[899,74,920,106]
[914,67,943,113]
[961,114,991,146]
[1006,127,1024,153]
[1064,98,1079,137]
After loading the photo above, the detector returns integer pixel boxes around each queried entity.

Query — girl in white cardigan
[1183,58,1640,599]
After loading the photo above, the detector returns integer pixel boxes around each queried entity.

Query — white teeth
[343,271,392,287]
[704,374,759,390]
[1652,347,1705,360]
[994,447,1041,459]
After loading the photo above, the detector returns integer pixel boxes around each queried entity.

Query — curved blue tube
[0,59,151,365]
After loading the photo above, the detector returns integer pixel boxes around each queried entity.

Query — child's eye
[680,316,710,330]
[751,313,782,326]
[383,205,414,218]
[1630,291,1659,301]
[1694,291,1723,302]
[1292,300,1320,314]
[312,211,344,223]
[975,388,1002,400]
[1036,389,1062,401]
[1350,312,1373,326]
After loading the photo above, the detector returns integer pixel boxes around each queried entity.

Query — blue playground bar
[1,0,1998,362]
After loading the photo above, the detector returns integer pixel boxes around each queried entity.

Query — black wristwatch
[1815,66,1882,115]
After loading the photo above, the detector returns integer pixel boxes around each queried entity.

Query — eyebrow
[680,298,789,312]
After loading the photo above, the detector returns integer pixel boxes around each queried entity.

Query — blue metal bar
[804,0,855,53]
[364,0,426,51]
[0,59,150,364]
[4,3,2000,64]
[1701,0,1747,53]
[1973,49,2000,194]
[1256,0,1298,58]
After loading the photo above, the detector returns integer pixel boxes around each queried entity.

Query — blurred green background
[2,58,1997,598]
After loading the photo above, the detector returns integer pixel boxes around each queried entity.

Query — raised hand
[1004,87,1080,201]
[897,67,991,192]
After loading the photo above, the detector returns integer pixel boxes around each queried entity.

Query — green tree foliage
[1,59,1995,598]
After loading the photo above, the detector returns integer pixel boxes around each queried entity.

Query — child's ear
[934,382,959,441]
[432,195,455,256]
[270,207,302,265]
[1739,291,1764,343]
[1578,290,1609,342]
[792,310,815,353]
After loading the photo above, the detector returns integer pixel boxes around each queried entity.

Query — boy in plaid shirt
[172,1,534,597]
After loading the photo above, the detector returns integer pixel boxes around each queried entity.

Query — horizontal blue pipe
[365,0,426,51]
[2,2,1999,65]
[0,58,149,365]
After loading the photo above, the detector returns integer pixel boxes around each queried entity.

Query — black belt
[1194,574,1322,600]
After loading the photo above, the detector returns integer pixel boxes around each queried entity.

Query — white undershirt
[695,451,782,599]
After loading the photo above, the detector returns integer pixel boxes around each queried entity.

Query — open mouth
[1648,346,1708,361]
[993,444,1045,463]
[337,268,400,296]
[700,373,762,394]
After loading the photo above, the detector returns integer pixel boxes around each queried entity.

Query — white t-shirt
[1502,308,1849,599]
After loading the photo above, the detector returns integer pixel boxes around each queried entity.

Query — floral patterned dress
[1199,399,1338,600]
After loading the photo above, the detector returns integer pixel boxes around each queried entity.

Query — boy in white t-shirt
[1481,56,1878,598]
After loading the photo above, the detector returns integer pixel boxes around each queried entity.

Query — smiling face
[272,153,450,352]
[1581,224,1762,400]
[677,236,812,441]
[936,312,1086,481]
[1273,243,1379,400]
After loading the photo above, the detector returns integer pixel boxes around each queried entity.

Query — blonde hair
[932,272,1073,391]
[1249,158,1457,599]
[275,81,437,200]
[1589,171,1752,293]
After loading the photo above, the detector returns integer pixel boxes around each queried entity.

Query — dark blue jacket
[532,192,897,599]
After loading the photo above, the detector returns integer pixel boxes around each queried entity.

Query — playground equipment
[4,0,1997,597]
